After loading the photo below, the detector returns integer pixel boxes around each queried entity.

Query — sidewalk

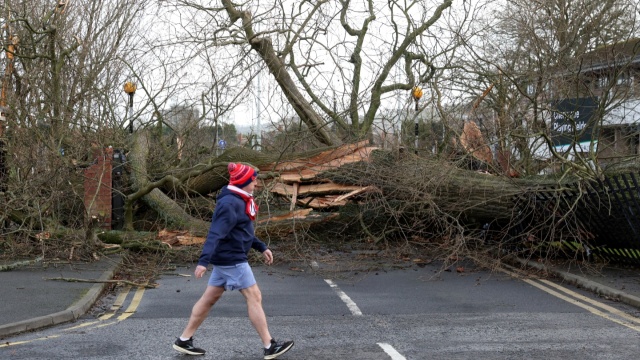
[0,255,121,338]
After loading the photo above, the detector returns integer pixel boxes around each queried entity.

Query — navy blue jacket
[198,186,268,267]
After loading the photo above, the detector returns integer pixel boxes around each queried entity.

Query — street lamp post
[0,113,5,191]
[124,82,136,133]
[0,107,5,138]
[412,86,423,154]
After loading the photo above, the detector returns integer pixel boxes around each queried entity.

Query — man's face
[243,178,258,194]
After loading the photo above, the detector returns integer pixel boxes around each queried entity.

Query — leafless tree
[4,0,638,264]
[0,0,151,255]
[445,0,640,261]
[170,0,457,147]
[453,0,640,177]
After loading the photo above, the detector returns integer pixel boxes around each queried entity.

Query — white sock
[179,336,190,341]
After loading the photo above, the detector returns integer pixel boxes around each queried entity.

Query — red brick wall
[83,147,113,230]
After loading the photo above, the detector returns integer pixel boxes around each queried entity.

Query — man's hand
[263,249,273,265]
[194,265,208,279]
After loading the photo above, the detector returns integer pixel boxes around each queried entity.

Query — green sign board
[550,97,598,147]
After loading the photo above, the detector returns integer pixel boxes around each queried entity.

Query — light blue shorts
[207,262,256,291]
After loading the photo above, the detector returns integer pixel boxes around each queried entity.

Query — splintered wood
[158,142,378,244]
[460,120,493,164]
[259,141,379,217]
[158,229,206,247]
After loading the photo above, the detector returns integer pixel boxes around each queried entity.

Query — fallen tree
[122,128,571,251]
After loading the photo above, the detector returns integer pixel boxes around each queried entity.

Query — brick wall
[83,147,113,230]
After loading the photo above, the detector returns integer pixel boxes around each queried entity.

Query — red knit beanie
[228,163,257,188]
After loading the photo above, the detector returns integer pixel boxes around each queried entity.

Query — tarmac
[0,255,122,338]
[0,254,639,339]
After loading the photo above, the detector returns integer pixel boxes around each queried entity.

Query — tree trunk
[184,147,274,195]
[128,130,210,235]
[322,152,566,226]
[220,0,337,147]
[125,129,568,242]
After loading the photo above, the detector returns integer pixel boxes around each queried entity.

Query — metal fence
[513,172,640,265]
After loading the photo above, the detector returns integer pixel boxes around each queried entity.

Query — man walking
[173,163,294,359]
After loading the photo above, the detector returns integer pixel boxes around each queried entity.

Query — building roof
[578,38,640,73]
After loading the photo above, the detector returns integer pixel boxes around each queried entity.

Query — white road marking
[324,279,363,316]
[378,343,407,360]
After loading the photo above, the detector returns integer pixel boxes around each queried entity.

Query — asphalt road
[2,260,640,359]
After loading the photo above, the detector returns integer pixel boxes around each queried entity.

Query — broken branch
[44,277,157,289]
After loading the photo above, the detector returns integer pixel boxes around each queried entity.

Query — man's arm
[197,202,237,268]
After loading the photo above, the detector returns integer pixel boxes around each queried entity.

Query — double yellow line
[501,266,640,332]
[0,286,146,348]
[65,285,146,331]
[100,285,146,322]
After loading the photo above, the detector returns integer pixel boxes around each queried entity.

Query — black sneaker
[264,338,294,359]
[173,337,206,356]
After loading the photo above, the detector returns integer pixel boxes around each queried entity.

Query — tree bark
[127,130,210,235]
[184,147,274,195]
[322,153,567,226]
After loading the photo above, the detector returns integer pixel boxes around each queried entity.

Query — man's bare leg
[240,284,272,347]
[180,285,225,339]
